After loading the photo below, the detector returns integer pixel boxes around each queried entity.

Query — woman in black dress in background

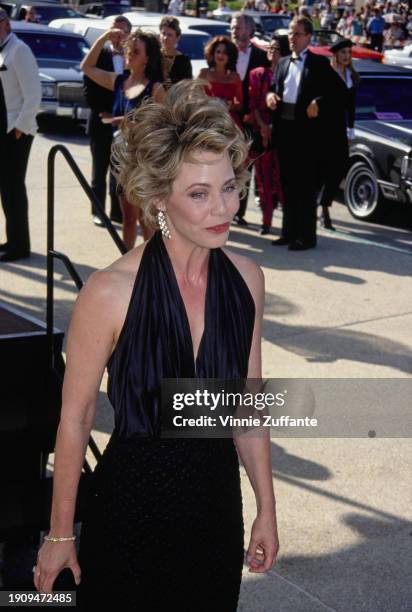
[159,16,193,90]
[33,81,279,610]
[318,38,359,230]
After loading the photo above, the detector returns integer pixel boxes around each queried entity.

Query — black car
[80,2,131,18]
[214,9,290,38]
[0,0,83,24]
[344,60,412,220]
[12,21,90,120]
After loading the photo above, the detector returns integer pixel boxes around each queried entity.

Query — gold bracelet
[44,535,76,542]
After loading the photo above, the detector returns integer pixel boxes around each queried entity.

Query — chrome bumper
[40,101,90,121]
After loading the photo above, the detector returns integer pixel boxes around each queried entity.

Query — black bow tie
[290,54,302,62]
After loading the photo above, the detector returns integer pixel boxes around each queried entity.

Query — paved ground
[1,118,411,611]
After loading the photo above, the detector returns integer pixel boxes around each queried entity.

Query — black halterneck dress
[77,230,255,611]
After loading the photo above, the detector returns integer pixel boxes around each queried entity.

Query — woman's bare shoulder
[221,248,265,305]
[229,71,242,83]
[80,240,148,308]
[198,67,210,79]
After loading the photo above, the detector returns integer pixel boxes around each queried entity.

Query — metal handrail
[47,144,126,359]
[46,144,127,470]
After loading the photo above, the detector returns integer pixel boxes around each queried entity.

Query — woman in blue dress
[34,81,279,610]
[81,28,166,249]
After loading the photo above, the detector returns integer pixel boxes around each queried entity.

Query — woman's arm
[249,70,271,144]
[197,67,210,81]
[49,270,119,535]
[248,67,260,113]
[35,269,121,593]
[80,30,122,92]
[233,261,279,573]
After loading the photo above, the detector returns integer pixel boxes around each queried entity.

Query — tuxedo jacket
[241,43,270,117]
[0,78,6,137]
[0,33,41,135]
[270,50,346,126]
[83,47,115,114]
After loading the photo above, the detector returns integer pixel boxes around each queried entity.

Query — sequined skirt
[77,434,244,611]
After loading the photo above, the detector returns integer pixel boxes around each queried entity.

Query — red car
[253,29,383,62]
[309,30,383,62]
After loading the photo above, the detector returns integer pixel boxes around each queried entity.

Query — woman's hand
[99,112,123,127]
[266,92,281,111]
[105,27,127,47]
[245,510,279,573]
[306,99,319,119]
[34,541,81,593]
[99,111,113,123]
[227,96,241,112]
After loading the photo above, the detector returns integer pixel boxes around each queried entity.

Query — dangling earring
[157,210,171,239]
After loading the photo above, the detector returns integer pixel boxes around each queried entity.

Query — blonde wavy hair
[331,54,360,86]
[111,79,251,229]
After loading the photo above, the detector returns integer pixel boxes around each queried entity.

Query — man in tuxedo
[0,9,41,262]
[267,16,346,250]
[83,15,131,227]
[231,12,270,226]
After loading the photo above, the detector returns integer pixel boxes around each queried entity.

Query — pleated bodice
[106,230,255,439]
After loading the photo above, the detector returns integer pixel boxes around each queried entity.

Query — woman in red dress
[198,36,243,130]
[248,37,286,235]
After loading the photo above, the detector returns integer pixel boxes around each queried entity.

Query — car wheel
[344,161,383,221]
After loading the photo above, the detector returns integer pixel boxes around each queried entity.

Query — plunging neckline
[157,232,212,376]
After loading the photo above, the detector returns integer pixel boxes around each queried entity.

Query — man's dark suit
[0,78,6,138]
[240,44,270,124]
[237,44,270,221]
[83,47,121,220]
[0,81,6,207]
[269,50,346,247]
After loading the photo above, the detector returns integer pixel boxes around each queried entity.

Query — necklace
[162,53,177,90]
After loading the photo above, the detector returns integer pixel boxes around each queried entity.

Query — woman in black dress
[318,38,359,230]
[33,80,279,610]
[159,16,193,90]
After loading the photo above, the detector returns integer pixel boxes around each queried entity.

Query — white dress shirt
[110,47,125,75]
[236,44,252,82]
[283,47,309,104]
[0,33,41,135]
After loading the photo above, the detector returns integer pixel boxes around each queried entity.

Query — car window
[31,6,81,23]
[189,24,230,37]
[0,3,13,16]
[177,33,210,60]
[311,31,342,46]
[356,77,412,120]
[259,16,291,32]
[84,27,105,45]
[85,5,101,14]
[16,32,89,61]
[101,5,128,16]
